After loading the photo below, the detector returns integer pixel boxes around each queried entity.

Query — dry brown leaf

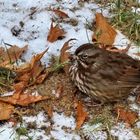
[76,101,88,129]
[14,63,31,74]
[13,81,28,92]
[36,73,48,84]
[14,48,48,92]
[0,94,19,105]
[30,48,48,69]
[60,39,76,74]
[52,9,69,18]
[16,93,49,106]
[115,106,138,125]
[0,92,49,106]
[0,101,14,120]
[47,22,65,42]
[0,45,28,67]
[16,73,31,82]
[92,13,117,46]
[43,105,53,118]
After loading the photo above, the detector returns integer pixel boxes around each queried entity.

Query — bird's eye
[82,54,88,59]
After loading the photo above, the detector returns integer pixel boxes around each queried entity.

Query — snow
[0,0,140,139]
[111,123,138,140]
[0,122,15,140]
[82,123,107,140]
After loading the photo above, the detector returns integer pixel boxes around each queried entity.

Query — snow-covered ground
[0,0,140,140]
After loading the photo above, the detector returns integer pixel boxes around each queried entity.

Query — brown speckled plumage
[69,43,140,103]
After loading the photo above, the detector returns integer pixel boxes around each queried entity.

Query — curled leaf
[52,9,69,18]
[43,105,53,118]
[76,101,88,129]
[92,13,117,46]
[0,101,14,120]
[0,91,49,106]
[60,39,76,74]
[14,48,48,92]
[0,45,28,67]
[47,22,65,42]
[115,106,138,126]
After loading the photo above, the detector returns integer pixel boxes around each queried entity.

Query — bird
[69,43,140,103]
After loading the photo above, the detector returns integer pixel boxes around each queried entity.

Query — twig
[2,40,12,64]
[83,17,90,43]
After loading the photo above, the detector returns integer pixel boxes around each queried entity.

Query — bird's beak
[68,54,78,65]
[69,54,78,61]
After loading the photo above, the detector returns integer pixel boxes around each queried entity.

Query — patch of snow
[82,123,107,140]
[136,121,140,128]
[52,112,76,129]
[23,112,50,128]
[111,123,138,140]
[0,122,15,140]
[114,30,131,49]
[22,112,80,140]
[114,30,140,60]
[51,112,80,140]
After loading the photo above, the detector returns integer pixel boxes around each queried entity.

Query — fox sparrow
[69,43,140,103]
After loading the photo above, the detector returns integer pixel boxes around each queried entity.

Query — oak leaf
[0,91,49,106]
[36,73,48,84]
[115,106,138,125]
[0,101,14,120]
[43,105,53,118]
[14,48,48,92]
[16,93,49,106]
[0,45,28,67]
[13,81,28,93]
[60,39,76,74]
[30,48,48,69]
[76,101,88,129]
[53,9,69,18]
[47,22,65,42]
[92,13,117,46]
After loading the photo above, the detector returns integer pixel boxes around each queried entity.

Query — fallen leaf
[14,63,31,74]
[30,48,48,69]
[60,39,76,74]
[13,81,28,92]
[0,91,49,106]
[16,73,31,83]
[47,21,65,42]
[36,73,48,84]
[76,101,88,129]
[0,45,28,67]
[92,13,117,46]
[43,105,53,118]
[115,106,138,125]
[52,9,69,18]
[0,101,14,120]
[14,48,48,92]
[16,93,49,106]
